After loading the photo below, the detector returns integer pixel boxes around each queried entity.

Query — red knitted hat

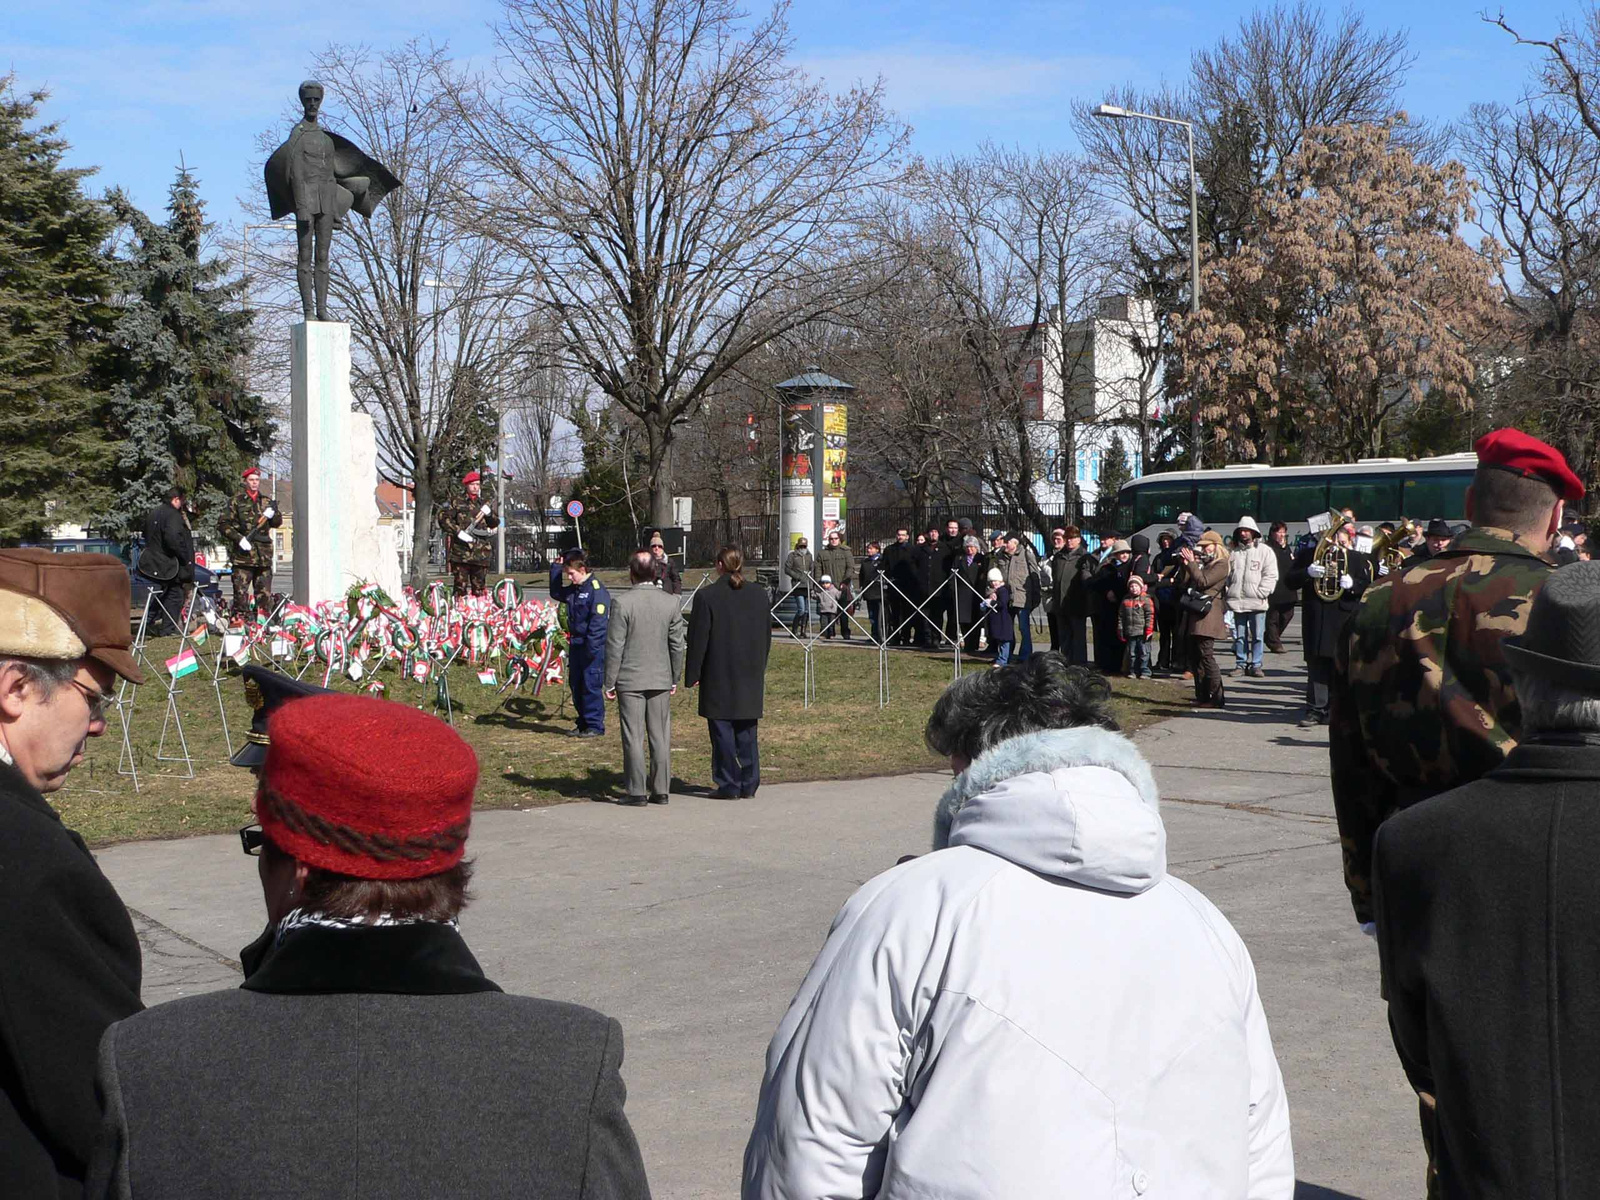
[259,693,478,879]
[462,470,480,485]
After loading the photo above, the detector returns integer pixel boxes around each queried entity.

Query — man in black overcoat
[136,487,195,637]
[881,528,917,647]
[0,549,146,1200]
[1373,561,1600,1199]
[86,690,651,1200]
[684,546,771,799]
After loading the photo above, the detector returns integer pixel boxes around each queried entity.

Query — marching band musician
[1289,515,1370,730]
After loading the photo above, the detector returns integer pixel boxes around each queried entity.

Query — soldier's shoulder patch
[596,603,606,614]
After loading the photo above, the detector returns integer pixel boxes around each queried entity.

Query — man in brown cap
[0,549,145,1199]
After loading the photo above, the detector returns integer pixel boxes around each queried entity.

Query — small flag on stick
[166,648,199,680]
[477,668,497,686]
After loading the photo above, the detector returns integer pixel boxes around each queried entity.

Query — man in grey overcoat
[85,690,651,1200]
[605,552,688,806]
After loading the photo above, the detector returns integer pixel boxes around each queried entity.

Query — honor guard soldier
[217,467,282,622]
[437,470,500,597]
[550,550,610,737]
[1330,430,1577,1197]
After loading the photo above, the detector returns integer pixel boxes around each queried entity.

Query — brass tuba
[1371,521,1417,576]
[1310,510,1348,601]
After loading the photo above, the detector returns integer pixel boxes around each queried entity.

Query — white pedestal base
[291,322,401,607]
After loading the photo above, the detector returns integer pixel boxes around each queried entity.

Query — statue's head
[298,80,324,121]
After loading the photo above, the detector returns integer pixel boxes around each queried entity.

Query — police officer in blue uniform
[549,549,611,737]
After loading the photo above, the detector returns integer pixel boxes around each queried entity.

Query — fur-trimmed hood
[932,726,1166,894]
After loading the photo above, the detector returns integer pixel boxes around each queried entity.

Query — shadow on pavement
[504,766,625,800]
[1296,1183,1366,1199]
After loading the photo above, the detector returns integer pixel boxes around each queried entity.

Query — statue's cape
[264,126,402,221]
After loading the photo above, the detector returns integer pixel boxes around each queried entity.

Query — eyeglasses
[69,678,112,723]
[239,823,266,856]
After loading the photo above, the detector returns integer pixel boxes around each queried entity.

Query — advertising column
[779,398,815,591]
[822,402,847,543]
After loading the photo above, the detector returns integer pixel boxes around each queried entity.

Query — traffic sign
[566,499,585,518]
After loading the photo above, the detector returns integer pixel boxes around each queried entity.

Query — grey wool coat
[85,922,651,1200]
[604,582,687,693]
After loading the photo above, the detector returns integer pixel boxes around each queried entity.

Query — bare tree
[1074,2,1425,464]
[890,145,1110,532]
[244,41,536,586]
[441,0,906,527]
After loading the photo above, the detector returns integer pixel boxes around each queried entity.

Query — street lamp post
[1092,104,1204,470]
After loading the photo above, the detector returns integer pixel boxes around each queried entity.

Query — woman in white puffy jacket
[743,655,1293,1200]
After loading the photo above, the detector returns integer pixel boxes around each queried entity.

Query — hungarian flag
[188,623,209,647]
[166,648,199,680]
[477,668,496,686]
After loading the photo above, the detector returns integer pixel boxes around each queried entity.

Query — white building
[1015,294,1162,514]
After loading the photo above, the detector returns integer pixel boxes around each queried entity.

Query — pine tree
[99,166,271,540]
[0,80,119,541]
[1097,430,1133,509]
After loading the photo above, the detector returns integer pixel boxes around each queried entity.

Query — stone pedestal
[291,322,401,606]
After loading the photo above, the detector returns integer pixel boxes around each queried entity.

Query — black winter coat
[684,575,772,720]
[137,503,193,583]
[1289,544,1371,660]
[0,761,143,1200]
[1267,540,1296,605]
[1374,740,1600,1198]
[87,923,649,1200]
[883,542,919,599]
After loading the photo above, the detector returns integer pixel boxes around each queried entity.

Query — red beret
[462,470,480,486]
[242,466,261,480]
[1474,428,1585,503]
[259,694,478,879]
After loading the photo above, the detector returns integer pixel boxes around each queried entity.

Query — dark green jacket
[1329,526,1553,922]
[438,498,500,567]
[217,491,282,568]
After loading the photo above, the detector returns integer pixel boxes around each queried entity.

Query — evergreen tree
[0,80,119,541]
[100,166,271,540]
[1097,431,1132,510]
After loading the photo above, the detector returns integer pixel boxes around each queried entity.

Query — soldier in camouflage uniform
[1329,428,1579,1199]
[437,470,499,597]
[217,466,283,620]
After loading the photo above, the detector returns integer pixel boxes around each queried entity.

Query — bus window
[1402,472,1473,521]
[1260,479,1329,525]
[1195,480,1260,523]
[1329,477,1401,521]
[1129,482,1193,529]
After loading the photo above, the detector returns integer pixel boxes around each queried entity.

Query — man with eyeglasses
[0,549,147,1200]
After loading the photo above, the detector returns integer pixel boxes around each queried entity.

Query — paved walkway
[97,636,1420,1199]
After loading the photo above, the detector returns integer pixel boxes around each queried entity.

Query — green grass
[56,636,1186,847]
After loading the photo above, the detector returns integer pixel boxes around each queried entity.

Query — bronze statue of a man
[264,80,401,322]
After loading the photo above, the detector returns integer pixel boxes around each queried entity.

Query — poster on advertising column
[823,402,847,538]
[781,401,814,497]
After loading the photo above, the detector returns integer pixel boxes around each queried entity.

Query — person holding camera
[1179,529,1230,708]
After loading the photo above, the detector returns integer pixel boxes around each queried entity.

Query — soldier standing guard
[1329,427,1577,1200]
[549,549,610,737]
[437,471,499,597]
[218,467,282,621]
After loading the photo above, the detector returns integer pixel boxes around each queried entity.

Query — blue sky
[1,0,1576,231]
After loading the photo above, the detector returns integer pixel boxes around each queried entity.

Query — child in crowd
[818,575,842,639]
[1119,574,1156,678]
[981,567,1014,665]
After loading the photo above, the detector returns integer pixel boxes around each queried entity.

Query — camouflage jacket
[437,497,499,566]
[217,490,282,567]
[1329,526,1553,923]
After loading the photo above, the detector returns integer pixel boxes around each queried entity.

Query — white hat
[820,575,832,584]
[1234,515,1261,536]
[987,568,1004,583]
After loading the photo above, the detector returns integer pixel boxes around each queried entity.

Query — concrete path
[97,636,1420,1200]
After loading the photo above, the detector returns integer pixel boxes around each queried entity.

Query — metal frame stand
[119,590,195,782]
[769,581,818,708]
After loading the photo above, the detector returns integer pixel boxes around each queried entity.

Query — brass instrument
[1371,521,1418,576]
[1310,509,1348,601]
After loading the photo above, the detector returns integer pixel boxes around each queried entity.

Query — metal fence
[502,501,1105,571]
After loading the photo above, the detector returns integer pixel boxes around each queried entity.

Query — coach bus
[1107,454,1478,542]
